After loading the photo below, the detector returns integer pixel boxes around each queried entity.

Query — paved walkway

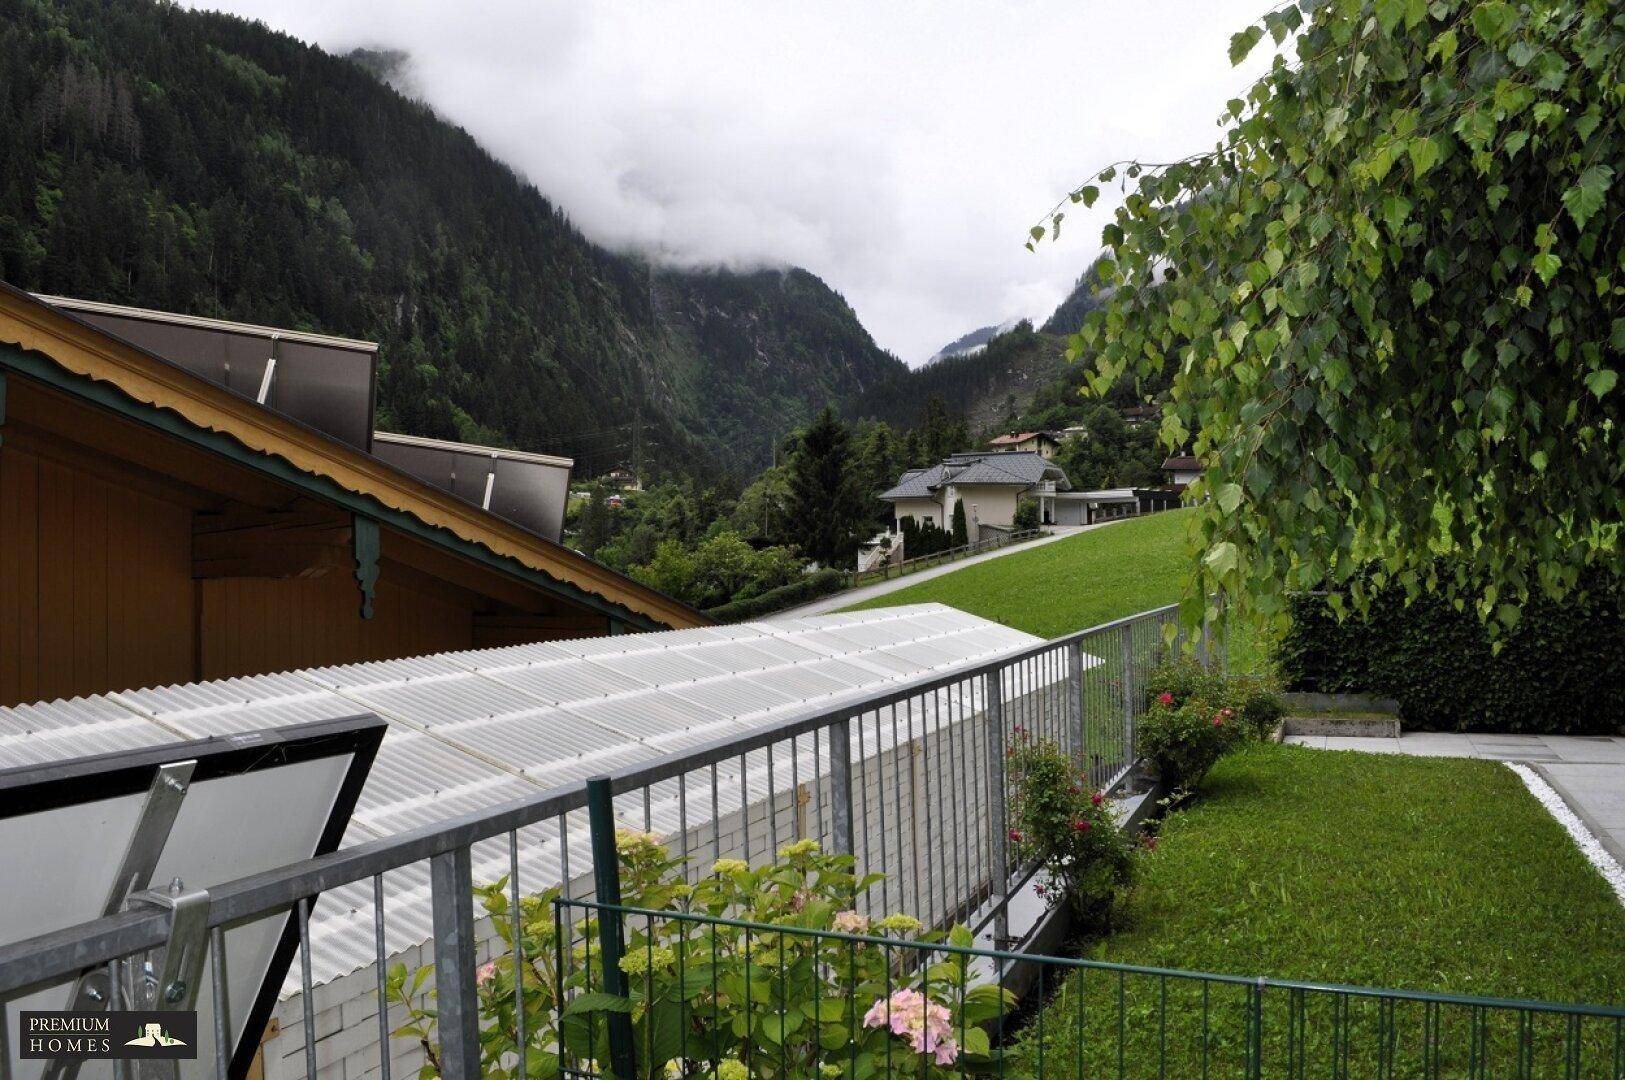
[1284,732,1625,867]
[778,524,1098,619]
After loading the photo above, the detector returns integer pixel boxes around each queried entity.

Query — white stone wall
[261,680,1074,1079]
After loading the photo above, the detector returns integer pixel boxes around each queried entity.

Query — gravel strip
[1506,762,1625,906]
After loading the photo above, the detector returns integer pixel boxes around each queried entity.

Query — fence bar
[829,717,854,856]
[428,846,480,1080]
[373,874,393,1080]
[984,671,1010,948]
[209,924,229,1080]
[1066,640,1085,769]
[1121,629,1136,767]
[584,777,638,1080]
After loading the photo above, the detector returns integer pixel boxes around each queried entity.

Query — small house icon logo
[19,1010,196,1060]
[124,1021,187,1048]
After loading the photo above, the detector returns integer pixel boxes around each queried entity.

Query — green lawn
[1019,743,1625,1075]
[844,511,1273,669]
[845,511,1196,638]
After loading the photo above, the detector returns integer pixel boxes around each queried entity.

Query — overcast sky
[190,1,1273,362]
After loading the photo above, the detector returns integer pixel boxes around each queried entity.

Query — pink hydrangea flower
[863,988,959,1065]
[475,961,497,987]
[832,910,869,934]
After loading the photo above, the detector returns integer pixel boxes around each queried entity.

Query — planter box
[1279,691,1399,714]
[1282,714,1401,737]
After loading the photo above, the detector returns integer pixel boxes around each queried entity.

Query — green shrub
[1013,499,1040,532]
[1137,697,1243,790]
[1277,568,1625,735]
[1144,659,1282,739]
[705,568,848,621]
[1007,735,1134,928]
[1136,659,1276,787]
[393,835,1025,1078]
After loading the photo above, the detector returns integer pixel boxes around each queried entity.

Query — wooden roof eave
[0,288,707,631]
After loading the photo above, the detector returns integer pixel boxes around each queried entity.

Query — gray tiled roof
[879,465,949,499]
[880,452,1068,500]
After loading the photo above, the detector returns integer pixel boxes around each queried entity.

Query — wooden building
[0,284,704,710]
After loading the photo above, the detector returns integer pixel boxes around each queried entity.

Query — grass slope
[845,511,1195,638]
[1022,743,1625,1074]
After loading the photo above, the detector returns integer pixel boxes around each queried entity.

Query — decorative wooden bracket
[353,514,380,620]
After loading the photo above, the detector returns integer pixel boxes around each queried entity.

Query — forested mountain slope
[0,0,904,477]
[851,321,1068,432]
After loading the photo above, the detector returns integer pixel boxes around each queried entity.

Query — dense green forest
[0,0,905,478]
[851,321,1069,431]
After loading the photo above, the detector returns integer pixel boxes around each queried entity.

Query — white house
[1162,453,1203,486]
[879,451,1070,540]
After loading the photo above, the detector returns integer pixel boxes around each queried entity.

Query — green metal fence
[554,899,1625,1079]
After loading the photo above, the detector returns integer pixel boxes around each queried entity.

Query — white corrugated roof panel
[0,604,1062,993]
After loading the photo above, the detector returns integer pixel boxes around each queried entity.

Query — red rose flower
[1212,715,1224,726]
[1091,791,1104,806]
[1008,829,1022,842]
[1157,692,1174,705]
[1072,819,1091,833]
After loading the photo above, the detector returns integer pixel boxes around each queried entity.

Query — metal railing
[0,604,1180,1080]
[558,901,1625,1078]
[851,529,1047,588]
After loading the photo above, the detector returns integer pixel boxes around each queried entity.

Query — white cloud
[187,0,1275,361]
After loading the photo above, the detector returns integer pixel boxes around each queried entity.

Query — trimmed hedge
[1277,570,1624,735]
[705,568,849,623]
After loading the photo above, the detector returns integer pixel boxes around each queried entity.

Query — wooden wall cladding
[0,442,196,706]
[198,573,474,682]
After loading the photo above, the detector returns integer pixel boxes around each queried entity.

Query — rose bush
[1135,697,1242,790]
[1006,733,1134,929]
[1144,659,1283,738]
[1137,660,1280,789]
[392,833,1024,1078]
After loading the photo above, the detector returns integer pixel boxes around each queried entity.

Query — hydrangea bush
[392,832,1025,1078]
[1005,732,1134,928]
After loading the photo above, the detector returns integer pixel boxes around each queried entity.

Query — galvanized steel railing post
[1065,641,1085,769]
[585,777,637,1080]
[1120,630,1135,767]
[829,718,855,857]
[428,845,479,1080]
[1198,613,1212,670]
[984,672,1009,948]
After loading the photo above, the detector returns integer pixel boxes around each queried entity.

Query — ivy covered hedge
[705,568,849,622]
[1277,570,1624,735]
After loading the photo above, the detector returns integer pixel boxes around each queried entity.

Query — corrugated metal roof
[0,604,1072,993]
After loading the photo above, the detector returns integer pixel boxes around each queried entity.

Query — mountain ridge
[0,0,905,478]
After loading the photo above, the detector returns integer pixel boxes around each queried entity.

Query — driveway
[776,524,1096,619]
